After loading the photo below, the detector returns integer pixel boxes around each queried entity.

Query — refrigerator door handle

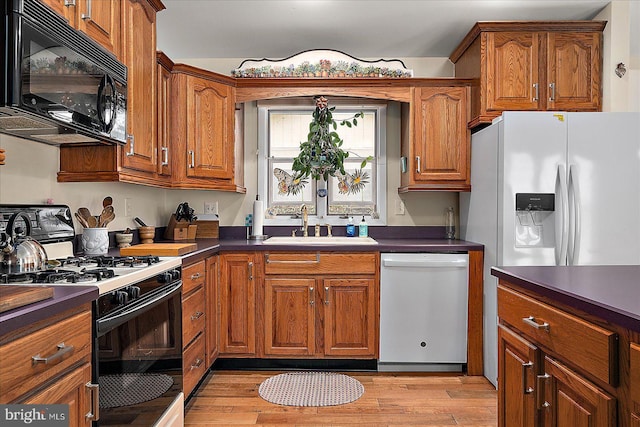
[555,164,569,265]
[567,164,580,265]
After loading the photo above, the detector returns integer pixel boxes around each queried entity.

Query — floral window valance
[231,49,413,79]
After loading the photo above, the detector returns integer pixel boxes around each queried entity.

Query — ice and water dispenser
[515,193,555,247]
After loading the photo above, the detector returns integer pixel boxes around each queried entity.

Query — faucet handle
[315,224,320,237]
[291,229,297,237]
[326,224,332,237]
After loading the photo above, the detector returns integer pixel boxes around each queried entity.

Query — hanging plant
[279,96,372,195]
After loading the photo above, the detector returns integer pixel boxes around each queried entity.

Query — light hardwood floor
[185,371,497,426]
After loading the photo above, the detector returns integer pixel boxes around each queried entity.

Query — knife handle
[134,217,147,227]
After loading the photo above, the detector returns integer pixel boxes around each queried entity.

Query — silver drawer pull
[191,358,203,370]
[522,361,534,394]
[523,316,550,332]
[191,311,204,321]
[32,343,74,365]
[190,272,202,280]
[85,382,100,421]
[265,253,321,264]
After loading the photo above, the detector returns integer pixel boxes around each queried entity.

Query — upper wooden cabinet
[400,86,471,192]
[170,65,245,192]
[39,0,121,57]
[450,21,606,128]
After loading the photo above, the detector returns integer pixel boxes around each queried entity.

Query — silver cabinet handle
[309,287,315,306]
[549,82,556,101]
[265,253,321,264]
[81,0,91,20]
[32,343,74,365]
[190,358,203,370]
[522,316,550,332]
[125,134,135,156]
[191,311,204,321]
[64,0,76,6]
[536,373,551,410]
[188,150,195,168]
[248,262,253,280]
[522,361,534,394]
[85,382,99,421]
[415,156,421,174]
[161,146,169,166]
[533,83,539,101]
[324,286,330,305]
[190,272,202,280]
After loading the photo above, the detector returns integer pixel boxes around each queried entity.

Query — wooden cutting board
[0,286,55,313]
[119,242,198,256]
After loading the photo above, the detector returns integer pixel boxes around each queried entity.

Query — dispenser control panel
[515,193,555,211]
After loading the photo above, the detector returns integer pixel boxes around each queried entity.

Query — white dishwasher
[378,253,469,372]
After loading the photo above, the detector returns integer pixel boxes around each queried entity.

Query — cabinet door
[220,253,256,355]
[125,296,182,359]
[185,76,235,180]
[120,0,158,173]
[498,325,538,427]
[485,32,541,111]
[75,0,120,57]
[323,278,376,357]
[541,356,616,427]
[205,255,219,366]
[412,87,470,185]
[157,57,172,176]
[264,277,316,356]
[631,342,640,426]
[23,363,93,427]
[546,32,601,111]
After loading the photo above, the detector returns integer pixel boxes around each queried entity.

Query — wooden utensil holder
[164,214,197,241]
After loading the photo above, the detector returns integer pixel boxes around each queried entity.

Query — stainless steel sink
[262,236,377,245]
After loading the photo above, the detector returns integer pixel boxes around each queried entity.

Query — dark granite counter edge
[0,285,99,336]
[491,267,640,334]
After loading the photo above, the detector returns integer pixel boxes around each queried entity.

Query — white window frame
[257,97,387,226]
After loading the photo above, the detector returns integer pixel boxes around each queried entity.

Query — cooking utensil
[74,212,90,228]
[0,212,48,274]
[134,217,147,227]
[103,196,113,208]
[99,206,115,227]
[87,215,98,228]
[78,207,94,227]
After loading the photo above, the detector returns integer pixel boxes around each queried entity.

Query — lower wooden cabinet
[497,283,620,427]
[181,259,206,398]
[263,252,379,359]
[631,341,640,426]
[205,255,219,366]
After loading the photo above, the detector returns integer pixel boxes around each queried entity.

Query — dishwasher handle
[382,258,468,268]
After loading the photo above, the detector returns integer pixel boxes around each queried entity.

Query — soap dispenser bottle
[346,217,355,237]
[359,216,368,238]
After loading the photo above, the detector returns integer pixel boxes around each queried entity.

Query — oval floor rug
[258,372,364,407]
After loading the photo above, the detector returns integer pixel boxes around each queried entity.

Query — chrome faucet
[300,204,308,237]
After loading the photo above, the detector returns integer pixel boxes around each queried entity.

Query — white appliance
[460,111,640,386]
[379,253,469,372]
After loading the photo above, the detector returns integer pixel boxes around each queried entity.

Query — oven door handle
[96,281,181,336]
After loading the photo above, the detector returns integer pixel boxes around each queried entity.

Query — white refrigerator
[460,111,640,386]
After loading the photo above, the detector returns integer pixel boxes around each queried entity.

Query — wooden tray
[119,242,198,256]
[0,286,55,313]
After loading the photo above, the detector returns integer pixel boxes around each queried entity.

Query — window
[258,98,387,226]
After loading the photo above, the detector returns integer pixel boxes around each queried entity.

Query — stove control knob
[128,286,141,299]
[158,272,171,283]
[116,290,129,305]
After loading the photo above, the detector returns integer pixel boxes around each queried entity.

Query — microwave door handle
[97,74,116,133]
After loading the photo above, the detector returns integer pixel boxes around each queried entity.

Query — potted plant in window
[275,96,372,196]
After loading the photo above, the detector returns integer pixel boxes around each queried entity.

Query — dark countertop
[491,265,640,333]
[0,285,98,336]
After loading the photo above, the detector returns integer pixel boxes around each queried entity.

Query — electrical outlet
[204,201,218,215]
[124,198,133,217]
[395,200,405,215]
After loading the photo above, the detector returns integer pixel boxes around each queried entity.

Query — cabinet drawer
[631,342,640,406]
[498,285,617,385]
[183,260,206,295]
[182,286,205,347]
[264,252,377,275]
[183,333,206,398]
[0,309,92,402]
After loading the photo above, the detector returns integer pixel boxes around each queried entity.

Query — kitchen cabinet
[170,65,245,192]
[205,255,219,367]
[263,252,378,358]
[182,260,206,397]
[0,304,98,425]
[497,284,618,427]
[219,253,257,355]
[39,0,121,57]
[632,341,640,426]
[399,86,471,192]
[450,21,605,128]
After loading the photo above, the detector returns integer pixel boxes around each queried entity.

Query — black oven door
[94,280,182,426]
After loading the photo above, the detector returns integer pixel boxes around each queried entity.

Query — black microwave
[0,0,127,145]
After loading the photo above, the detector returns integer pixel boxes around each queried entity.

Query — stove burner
[1,267,117,284]
[81,268,116,281]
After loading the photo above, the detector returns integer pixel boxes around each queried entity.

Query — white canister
[82,228,109,255]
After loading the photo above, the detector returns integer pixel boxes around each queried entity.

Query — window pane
[269,112,309,157]
[328,161,376,216]
[267,159,316,216]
